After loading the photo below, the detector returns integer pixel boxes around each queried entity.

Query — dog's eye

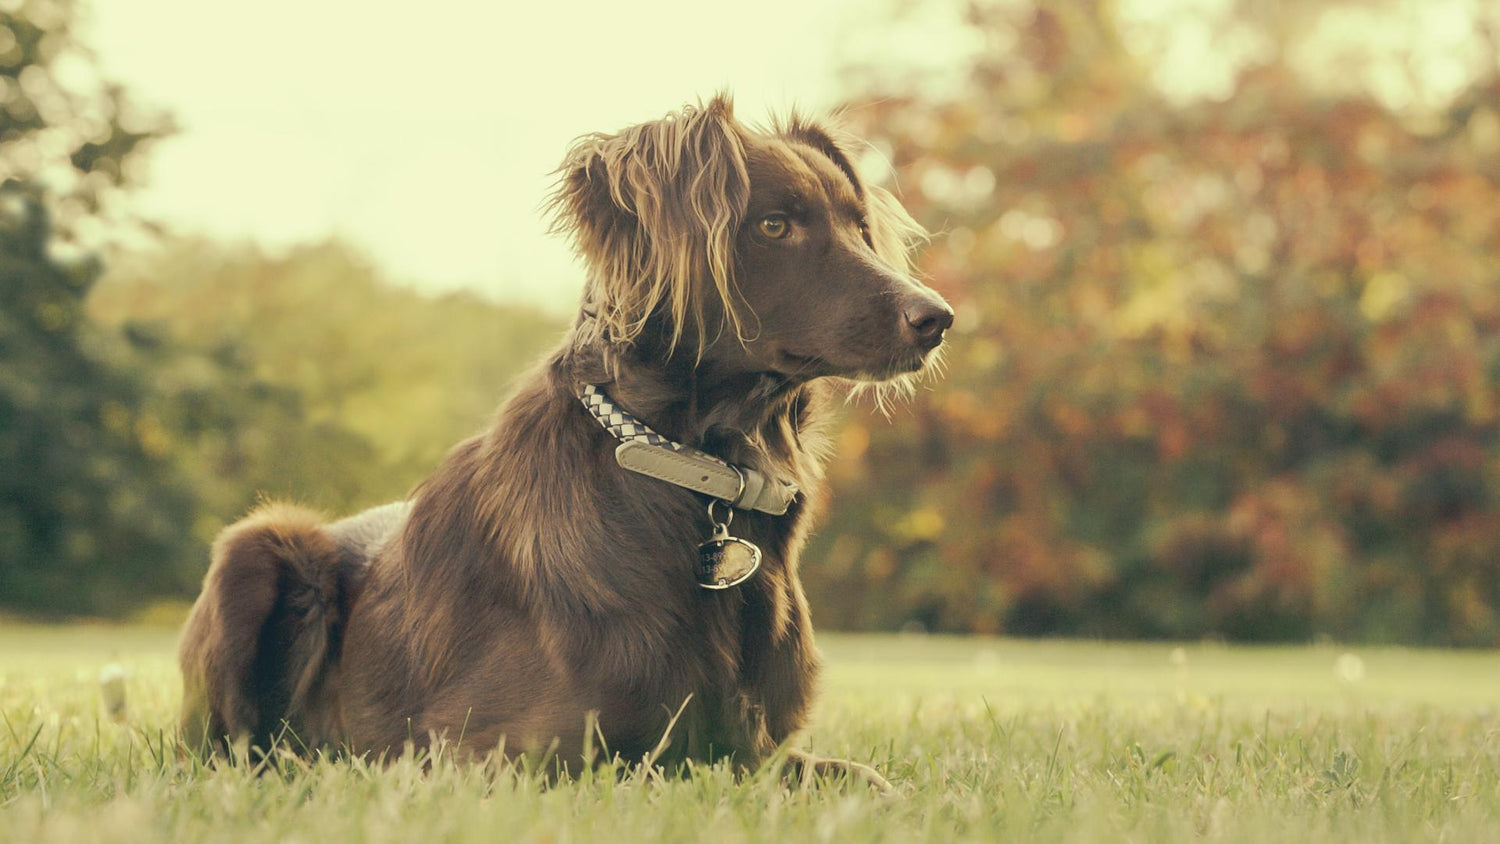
[857,218,872,247]
[758,215,791,240]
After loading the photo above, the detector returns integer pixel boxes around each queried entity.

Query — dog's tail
[178,503,345,757]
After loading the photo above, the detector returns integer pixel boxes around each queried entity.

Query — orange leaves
[805,0,1500,642]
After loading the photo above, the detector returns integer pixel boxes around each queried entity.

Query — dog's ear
[548,94,750,351]
[863,183,927,274]
[782,114,926,273]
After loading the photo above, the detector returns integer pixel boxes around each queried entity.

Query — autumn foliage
[808,2,1500,643]
[12,1,1500,643]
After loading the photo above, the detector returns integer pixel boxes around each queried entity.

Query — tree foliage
[809,1,1500,643]
[90,238,562,526]
[13,0,1500,647]
[0,0,196,614]
[0,2,561,617]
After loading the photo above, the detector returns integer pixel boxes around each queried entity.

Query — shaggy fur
[178,95,953,788]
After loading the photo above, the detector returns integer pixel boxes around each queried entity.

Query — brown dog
[178,95,953,788]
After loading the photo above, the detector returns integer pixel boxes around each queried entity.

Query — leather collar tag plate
[581,384,798,515]
[580,383,784,590]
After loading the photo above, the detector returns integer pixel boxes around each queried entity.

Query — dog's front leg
[782,749,896,795]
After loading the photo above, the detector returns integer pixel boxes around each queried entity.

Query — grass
[2,624,1499,842]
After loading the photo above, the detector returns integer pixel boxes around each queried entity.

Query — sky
[84,0,958,313]
[83,0,1485,314]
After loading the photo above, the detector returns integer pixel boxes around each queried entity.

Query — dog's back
[178,501,406,755]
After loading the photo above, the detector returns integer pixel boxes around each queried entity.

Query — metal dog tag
[697,525,762,590]
[697,504,762,590]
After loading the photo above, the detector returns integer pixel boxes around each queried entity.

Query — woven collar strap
[579,384,799,516]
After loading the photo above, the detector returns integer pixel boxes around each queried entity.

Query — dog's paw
[784,750,898,797]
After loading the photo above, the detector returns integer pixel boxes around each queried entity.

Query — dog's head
[549,94,952,385]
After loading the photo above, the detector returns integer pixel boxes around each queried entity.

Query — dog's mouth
[772,348,832,375]
[894,348,931,374]
[772,346,934,382]
[864,350,931,382]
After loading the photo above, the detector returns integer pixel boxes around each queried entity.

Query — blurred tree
[1,2,559,615]
[90,238,562,528]
[0,0,197,613]
[815,0,1500,644]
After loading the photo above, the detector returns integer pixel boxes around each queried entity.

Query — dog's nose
[903,300,955,349]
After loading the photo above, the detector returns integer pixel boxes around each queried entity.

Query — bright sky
[86,0,957,313]
[84,0,1484,314]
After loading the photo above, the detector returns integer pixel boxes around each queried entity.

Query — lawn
[2,623,1498,842]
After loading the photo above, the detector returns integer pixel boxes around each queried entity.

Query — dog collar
[579,384,799,516]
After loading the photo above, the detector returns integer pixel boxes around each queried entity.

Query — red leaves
[806,2,1500,642]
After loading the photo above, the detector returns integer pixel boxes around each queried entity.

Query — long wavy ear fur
[547,94,751,352]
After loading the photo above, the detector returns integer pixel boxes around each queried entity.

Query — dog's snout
[902,297,955,349]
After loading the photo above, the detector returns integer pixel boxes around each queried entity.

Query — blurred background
[4,0,1500,645]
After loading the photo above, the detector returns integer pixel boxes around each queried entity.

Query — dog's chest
[590,508,807,756]
[665,559,802,759]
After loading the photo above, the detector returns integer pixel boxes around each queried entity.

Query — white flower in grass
[1169,648,1191,704]
[100,663,129,719]
[1335,652,1366,685]
[972,648,1002,671]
